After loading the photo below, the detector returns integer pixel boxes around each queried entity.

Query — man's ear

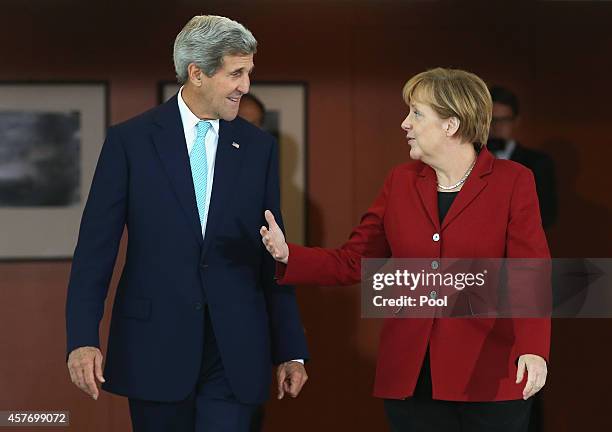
[187,63,204,87]
[444,117,460,137]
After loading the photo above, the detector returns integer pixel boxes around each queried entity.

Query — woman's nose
[401,116,412,131]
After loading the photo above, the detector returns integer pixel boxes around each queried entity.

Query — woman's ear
[444,117,460,137]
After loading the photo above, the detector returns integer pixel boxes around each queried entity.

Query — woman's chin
[409,148,422,161]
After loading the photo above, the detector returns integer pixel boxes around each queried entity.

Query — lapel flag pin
[232,142,240,149]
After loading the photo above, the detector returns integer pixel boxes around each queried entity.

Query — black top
[438,191,459,224]
[414,191,459,398]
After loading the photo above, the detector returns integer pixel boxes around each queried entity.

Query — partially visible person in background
[487,86,557,229]
[238,91,267,432]
[488,86,559,432]
[238,93,266,128]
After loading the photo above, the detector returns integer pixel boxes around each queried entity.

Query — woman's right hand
[260,210,289,264]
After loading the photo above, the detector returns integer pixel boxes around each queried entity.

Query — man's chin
[220,111,239,122]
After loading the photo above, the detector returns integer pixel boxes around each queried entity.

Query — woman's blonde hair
[402,68,492,149]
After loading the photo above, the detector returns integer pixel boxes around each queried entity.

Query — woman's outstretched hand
[260,210,289,264]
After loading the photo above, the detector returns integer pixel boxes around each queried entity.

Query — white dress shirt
[177,86,219,235]
[493,139,517,160]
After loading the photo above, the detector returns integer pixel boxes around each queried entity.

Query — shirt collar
[498,139,516,159]
[177,86,220,135]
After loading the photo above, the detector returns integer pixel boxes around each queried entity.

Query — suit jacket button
[194,302,203,310]
[431,260,440,270]
[432,233,440,242]
[430,290,437,299]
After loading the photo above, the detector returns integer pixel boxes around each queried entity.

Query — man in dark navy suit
[487,86,558,229]
[66,15,309,432]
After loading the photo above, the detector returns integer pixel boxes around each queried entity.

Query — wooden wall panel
[1,1,611,430]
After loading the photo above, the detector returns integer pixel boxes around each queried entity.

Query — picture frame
[158,81,308,245]
[0,81,109,260]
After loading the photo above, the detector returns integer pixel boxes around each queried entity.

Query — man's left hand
[516,354,548,400]
[277,361,308,399]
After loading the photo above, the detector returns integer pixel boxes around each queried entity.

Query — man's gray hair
[173,15,257,84]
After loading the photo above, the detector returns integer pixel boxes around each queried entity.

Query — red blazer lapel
[441,148,495,231]
[415,163,440,232]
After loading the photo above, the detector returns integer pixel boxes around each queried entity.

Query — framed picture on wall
[0,81,108,260]
[158,81,308,245]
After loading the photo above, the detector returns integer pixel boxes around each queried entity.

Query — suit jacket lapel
[202,120,244,256]
[441,149,494,231]
[509,142,526,164]
[152,95,204,245]
[415,163,441,232]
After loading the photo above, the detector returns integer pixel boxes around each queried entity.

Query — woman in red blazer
[261,68,549,432]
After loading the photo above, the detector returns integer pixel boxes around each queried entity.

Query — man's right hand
[260,210,289,264]
[67,346,105,400]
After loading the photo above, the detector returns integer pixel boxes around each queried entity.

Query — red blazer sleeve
[277,169,395,286]
[506,167,551,362]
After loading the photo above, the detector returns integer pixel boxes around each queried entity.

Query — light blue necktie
[190,120,211,228]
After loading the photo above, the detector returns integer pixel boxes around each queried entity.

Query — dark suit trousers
[128,309,260,432]
[384,350,533,432]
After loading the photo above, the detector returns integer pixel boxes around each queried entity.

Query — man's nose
[237,74,250,94]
